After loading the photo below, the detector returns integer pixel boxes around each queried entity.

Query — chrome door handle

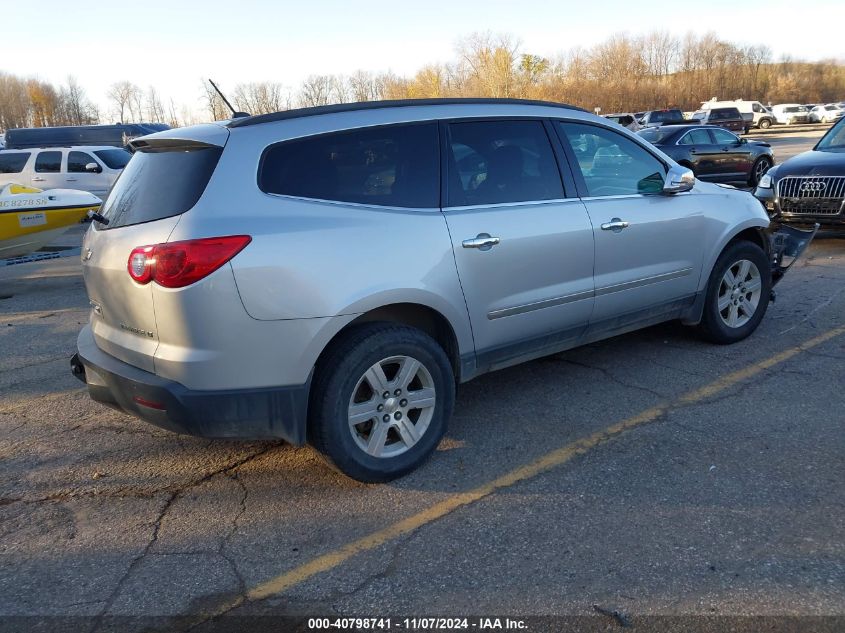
[600,218,630,232]
[32,177,45,182]
[66,178,78,182]
[462,234,500,250]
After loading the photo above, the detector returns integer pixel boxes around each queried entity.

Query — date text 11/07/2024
[307,617,528,630]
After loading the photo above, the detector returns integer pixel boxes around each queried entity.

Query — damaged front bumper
[769,222,818,286]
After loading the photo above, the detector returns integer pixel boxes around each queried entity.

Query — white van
[699,100,776,129]
[770,104,810,125]
[0,146,130,197]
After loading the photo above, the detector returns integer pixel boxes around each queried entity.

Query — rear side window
[679,129,712,145]
[99,146,222,229]
[67,151,97,173]
[35,151,62,173]
[445,120,563,206]
[0,153,30,173]
[94,148,131,169]
[259,123,439,208]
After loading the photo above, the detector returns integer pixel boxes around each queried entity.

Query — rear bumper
[73,325,309,444]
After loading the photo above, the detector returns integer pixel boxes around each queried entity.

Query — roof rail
[228,98,587,128]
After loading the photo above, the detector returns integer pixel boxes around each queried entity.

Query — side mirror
[663,165,695,194]
[739,138,748,145]
[85,162,102,173]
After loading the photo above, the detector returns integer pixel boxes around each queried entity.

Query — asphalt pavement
[0,131,842,633]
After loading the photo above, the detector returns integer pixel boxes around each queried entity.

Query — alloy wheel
[754,158,770,183]
[718,259,762,328]
[347,355,436,458]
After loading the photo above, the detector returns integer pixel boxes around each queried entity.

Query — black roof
[228,98,586,128]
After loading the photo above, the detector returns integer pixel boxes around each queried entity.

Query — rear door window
[445,119,563,207]
[259,122,439,208]
[34,151,62,173]
[679,129,713,145]
[99,145,222,229]
[0,153,30,173]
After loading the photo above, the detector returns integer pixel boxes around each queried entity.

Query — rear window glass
[0,152,30,173]
[94,148,131,169]
[35,151,62,173]
[637,128,669,143]
[99,146,222,229]
[259,123,439,208]
[711,108,740,119]
[649,110,682,122]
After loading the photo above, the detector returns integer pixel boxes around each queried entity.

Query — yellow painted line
[244,324,845,601]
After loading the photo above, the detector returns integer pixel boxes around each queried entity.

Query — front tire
[309,323,455,482]
[759,118,772,130]
[695,241,771,344]
[748,156,772,187]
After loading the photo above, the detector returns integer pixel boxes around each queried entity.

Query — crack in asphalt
[86,444,281,633]
[777,283,845,335]
[552,357,668,400]
[219,473,250,598]
[86,490,178,633]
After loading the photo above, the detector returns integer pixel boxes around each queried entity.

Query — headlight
[758,173,772,189]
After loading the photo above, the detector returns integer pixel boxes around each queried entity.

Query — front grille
[777,176,845,215]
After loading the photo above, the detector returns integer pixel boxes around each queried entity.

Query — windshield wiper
[87,210,109,226]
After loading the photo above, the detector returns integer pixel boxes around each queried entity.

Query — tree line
[2,30,844,131]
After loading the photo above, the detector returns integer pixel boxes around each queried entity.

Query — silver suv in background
[71,99,813,482]
[0,145,131,197]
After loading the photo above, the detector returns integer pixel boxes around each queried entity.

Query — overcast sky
[6,0,843,117]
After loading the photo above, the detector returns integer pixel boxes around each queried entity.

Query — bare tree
[145,86,166,122]
[108,80,141,123]
[200,80,229,120]
[299,75,334,107]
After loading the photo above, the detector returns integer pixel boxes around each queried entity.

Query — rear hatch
[81,125,227,372]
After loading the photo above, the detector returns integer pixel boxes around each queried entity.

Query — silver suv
[71,99,812,482]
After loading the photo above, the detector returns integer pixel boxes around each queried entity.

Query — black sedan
[638,125,774,186]
[754,116,845,227]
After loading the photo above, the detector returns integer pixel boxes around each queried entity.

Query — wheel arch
[682,220,770,326]
[312,301,470,388]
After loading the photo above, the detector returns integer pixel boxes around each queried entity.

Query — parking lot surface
[1,131,843,632]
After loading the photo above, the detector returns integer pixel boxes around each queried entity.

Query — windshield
[815,118,845,151]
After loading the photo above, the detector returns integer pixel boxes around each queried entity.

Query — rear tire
[309,323,454,482]
[748,156,772,187]
[695,241,771,344]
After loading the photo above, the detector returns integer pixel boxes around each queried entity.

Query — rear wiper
[88,210,109,226]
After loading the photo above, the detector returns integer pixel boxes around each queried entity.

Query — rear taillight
[127,246,154,284]
[127,236,251,288]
